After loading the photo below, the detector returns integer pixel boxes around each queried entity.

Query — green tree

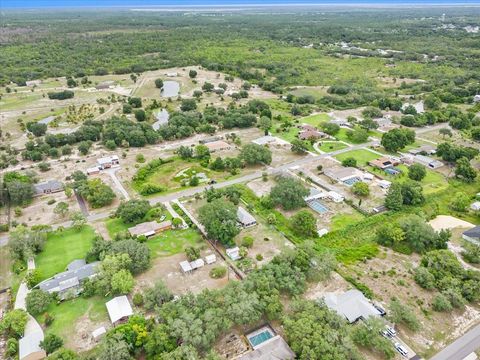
[70,211,86,229]
[400,180,424,206]
[455,157,477,182]
[408,163,426,181]
[54,201,69,218]
[202,82,214,92]
[154,79,164,89]
[128,97,142,108]
[134,109,146,122]
[181,99,197,112]
[290,210,317,238]
[385,183,403,210]
[351,317,396,359]
[6,181,34,206]
[341,157,357,167]
[116,199,151,224]
[45,348,79,360]
[26,289,52,315]
[450,192,470,212]
[381,128,415,152]
[270,176,308,210]
[194,144,210,159]
[40,334,63,355]
[432,293,453,312]
[145,324,177,357]
[189,69,197,78]
[258,116,272,135]
[320,122,340,135]
[143,280,173,311]
[198,199,240,246]
[0,309,29,338]
[178,145,193,159]
[111,269,134,295]
[290,139,308,154]
[352,181,369,197]
[97,333,132,360]
[8,225,48,261]
[240,143,272,165]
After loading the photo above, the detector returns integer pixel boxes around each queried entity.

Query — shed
[327,191,344,203]
[205,254,217,264]
[92,326,107,341]
[128,220,172,237]
[19,330,46,360]
[180,260,193,273]
[378,180,392,189]
[106,296,133,325]
[471,202,480,211]
[412,155,443,169]
[87,167,100,175]
[190,258,205,270]
[226,247,241,261]
[237,206,257,228]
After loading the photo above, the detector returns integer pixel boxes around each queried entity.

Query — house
[471,202,480,211]
[412,155,444,169]
[106,296,133,326]
[128,220,172,238]
[369,156,398,170]
[95,81,114,90]
[19,331,46,360]
[474,95,480,103]
[324,167,362,183]
[462,226,480,245]
[97,155,119,169]
[304,187,325,202]
[298,129,326,140]
[408,144,436,155]
[323,289,383,323]
[252,135,289,147]
[34,180,63,196]
[226,247,241,261]
[37,260,99,300]
[205,140,231,153]
[237,206,257,228]
[239,333,295,360]
[327,191,344,203]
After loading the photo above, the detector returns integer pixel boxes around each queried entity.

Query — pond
[152,109,169,130]
[161,81,180,98]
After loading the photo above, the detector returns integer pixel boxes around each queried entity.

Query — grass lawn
[317,141,349,153]
[299,113,331,126]
[329,212,366,232]
[147,228,203,258]
[105,217,130,238]
[36,226,96,281]
[37,296,108,340]
[335,149,379,166]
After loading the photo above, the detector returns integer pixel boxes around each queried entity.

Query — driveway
[105,167,130,200]
[430,324,480,360]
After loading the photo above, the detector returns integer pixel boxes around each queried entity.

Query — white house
[97,155,119,170]
[106,296,133,326]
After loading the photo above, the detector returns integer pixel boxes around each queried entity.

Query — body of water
[161,81,180,98]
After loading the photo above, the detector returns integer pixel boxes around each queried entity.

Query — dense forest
[1,7,480,98]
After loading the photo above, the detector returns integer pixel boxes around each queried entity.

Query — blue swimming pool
[308,200,329,214]
[248,329,274,348]
[343,177,360,186]
[385,167,401,175]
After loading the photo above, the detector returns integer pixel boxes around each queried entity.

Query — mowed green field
[334,149,379,166]
[317,141,349,153]
[35,226,96,281]
[299,113,331,126]
[147,228,204,258]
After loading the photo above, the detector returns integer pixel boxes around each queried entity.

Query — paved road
[430,323,480,360]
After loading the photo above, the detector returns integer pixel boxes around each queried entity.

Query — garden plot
[14,190,80,227]
[246,177,275,197]
[342,248,480,358]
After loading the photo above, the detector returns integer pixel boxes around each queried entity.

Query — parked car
[374,304,386,316]
[208,179,217,185]
[385,325,397,337]
[381,330,391,338]
[394,342,408,357]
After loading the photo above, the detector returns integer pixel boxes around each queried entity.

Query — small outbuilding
[106,296,133,326]
[205,254,217,264]
[205,140,231,153]
[128,220,172,238]
[226,247,241,261]
[471,202,480,211]
[237,206,257,228]
[92,326,107,341]
[97,155,119,169]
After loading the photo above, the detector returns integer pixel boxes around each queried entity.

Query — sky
[3,0,480,8]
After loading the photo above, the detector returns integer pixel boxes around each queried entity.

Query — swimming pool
[384,167,401,175]
[308,200,329,214]
[343,177,360,186]
[248,329,274,348]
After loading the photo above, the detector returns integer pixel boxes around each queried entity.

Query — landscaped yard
[329,212,365,232]
[299,113,331,126]
[36,226,96,281]
[317,141,349,153]
[334,127,380,144]
[147,228,204,258]
[334,149,379,166]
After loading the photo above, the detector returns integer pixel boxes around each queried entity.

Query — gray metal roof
[324,289,382,323]
[67,259,87,271]
[237,206,256,226]
[463,226,480,238]
[34,180,63,195]
[38,261,99,293]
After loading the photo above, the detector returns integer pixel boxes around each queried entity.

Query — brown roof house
[298,129,326,141]
[205,140,231,153]
[128,220,172,238]
[369,156,399,170]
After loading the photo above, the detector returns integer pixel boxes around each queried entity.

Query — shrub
[210,266,227,279]
[26,289,52,315]
[44,313,55,327]
[25,269,42,288]
[256,254,263,261]
[432,293,452,312]
[40,333,63,354]
[185,246,200,261]
[241,236,254,248]
[133,293,144,307]
[341,157,357,167]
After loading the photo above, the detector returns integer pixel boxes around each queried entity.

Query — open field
[35,226,96,281]
[147,228,204,259]
[317,141,349,153]
[334,148,379,166]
